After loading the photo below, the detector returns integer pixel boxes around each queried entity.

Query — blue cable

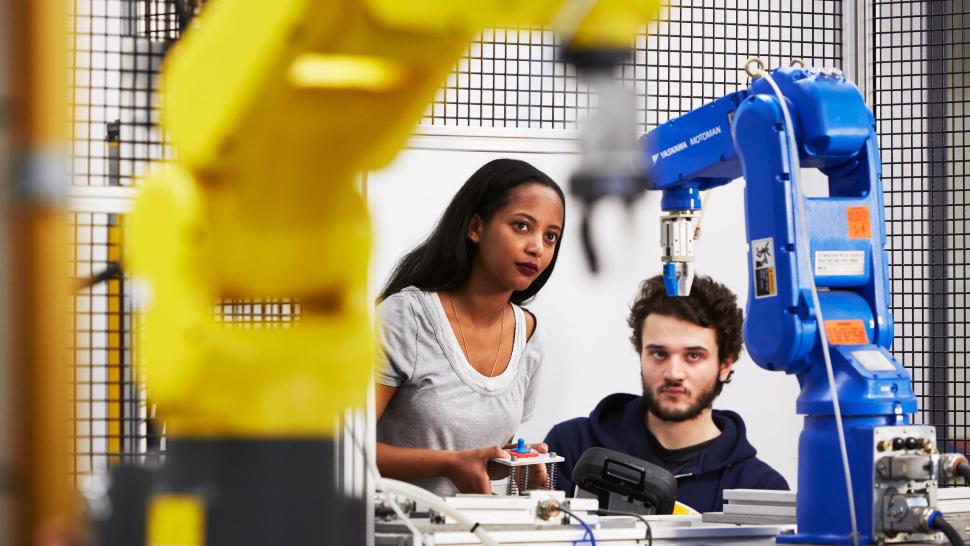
[559,506,597,546]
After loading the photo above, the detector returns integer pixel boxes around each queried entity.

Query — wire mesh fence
[69,212,149,480]
[67,0,315,486]
[67,0,181,485]
[875,0,970,458]
[68,0,177,189]
[213,300,303,328]
[424,0,842,132]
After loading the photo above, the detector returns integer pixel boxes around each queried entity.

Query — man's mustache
[658,382,690,395]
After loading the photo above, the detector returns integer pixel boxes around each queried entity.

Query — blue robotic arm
[641,67,963,545]
[643,66,896,378]
[642,89,745,297]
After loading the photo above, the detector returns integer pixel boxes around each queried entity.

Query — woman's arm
[375,383,506,493]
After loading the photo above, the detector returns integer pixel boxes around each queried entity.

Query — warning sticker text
[751,237,777,299]
[825,320,869,345]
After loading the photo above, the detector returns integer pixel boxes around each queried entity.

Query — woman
[375,158,566,497]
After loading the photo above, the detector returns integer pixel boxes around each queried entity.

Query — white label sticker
[815,250,865,277]
[751,237,777,299]
[852,350,897,372]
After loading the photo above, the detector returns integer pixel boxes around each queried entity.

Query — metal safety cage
[875,1,970,462]
[67,1,327,489]
[212,300,303,328]
[425,0,843,133]
[68,0,178,189]
[69,211,158,482]
[65,0,970,507]
[68,0,183,484]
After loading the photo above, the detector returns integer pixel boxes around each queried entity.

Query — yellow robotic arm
[129,0,660,437]
[124,1,659,543]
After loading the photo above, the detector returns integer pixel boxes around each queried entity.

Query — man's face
[639,314,733,422]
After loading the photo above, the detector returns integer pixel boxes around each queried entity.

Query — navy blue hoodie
[544,393,789,513]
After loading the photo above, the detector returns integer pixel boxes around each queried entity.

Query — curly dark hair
[628,274,744,386]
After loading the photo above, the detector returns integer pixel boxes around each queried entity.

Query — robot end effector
[661,210,699,297]
[657,177,707,297]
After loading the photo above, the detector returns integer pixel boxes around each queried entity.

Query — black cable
[76,261,123,290]
[932,514,965,546]
[595,508,652,546]
[580,210,599,274]
[558,505,596,545]
[956,463,970,484]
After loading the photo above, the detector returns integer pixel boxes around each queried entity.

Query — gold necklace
[449,293,506,378]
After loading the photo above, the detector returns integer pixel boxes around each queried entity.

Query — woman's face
[468,183,565,292]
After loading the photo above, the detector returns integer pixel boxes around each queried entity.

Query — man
[544,275,788,513]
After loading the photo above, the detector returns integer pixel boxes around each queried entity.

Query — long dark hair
[379,158,565,305]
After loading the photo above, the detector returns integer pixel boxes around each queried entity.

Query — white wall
[367,127,801,486]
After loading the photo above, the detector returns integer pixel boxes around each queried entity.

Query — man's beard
[642,375,721,423]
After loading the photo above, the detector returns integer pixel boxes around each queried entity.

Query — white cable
[694,190,712,240]
[347,426,426,545]
[754,66,861,546]
[377,478,501,546]
[347,426,499,546]
[386,495,426,545]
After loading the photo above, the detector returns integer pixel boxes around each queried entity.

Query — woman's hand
[516,442,549,492]
[512,442,549,491]
[445,446,509,493]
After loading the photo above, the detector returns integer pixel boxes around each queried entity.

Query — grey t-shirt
[376,287,544,497]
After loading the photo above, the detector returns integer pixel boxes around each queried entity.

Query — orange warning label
[847,207,872,239]
[825,320,869,345]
